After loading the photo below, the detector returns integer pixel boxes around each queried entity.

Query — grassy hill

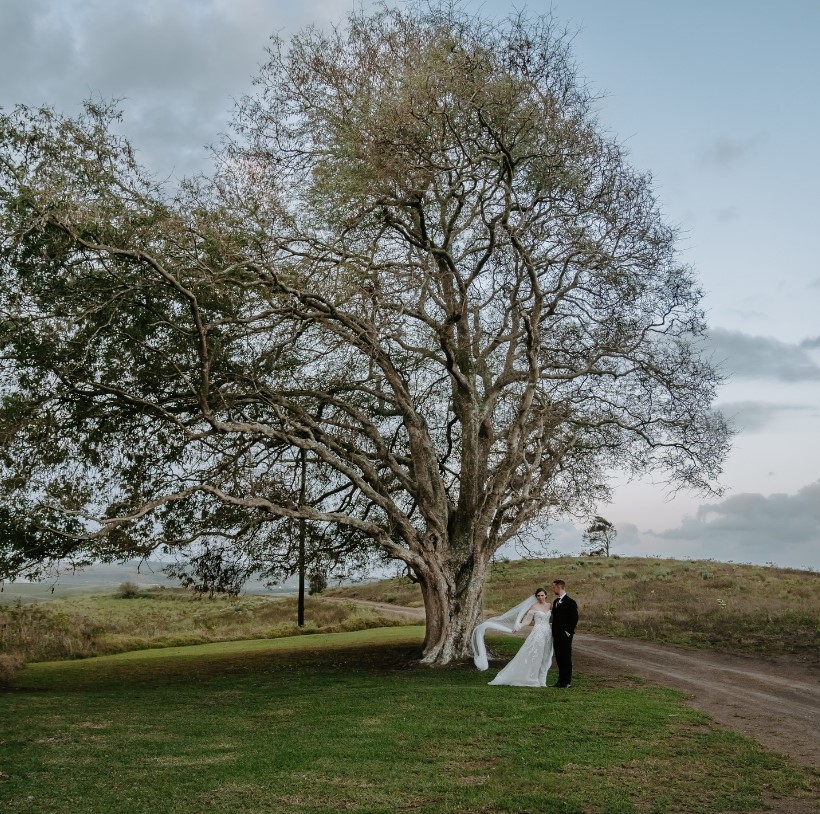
[3,556,817,670]
[330,556,820,667]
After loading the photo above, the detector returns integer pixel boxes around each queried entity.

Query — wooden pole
[298,447,306,627]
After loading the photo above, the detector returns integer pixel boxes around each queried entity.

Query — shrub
[0,653,25,688]
[0,603,100,661]
[117,581,141,598]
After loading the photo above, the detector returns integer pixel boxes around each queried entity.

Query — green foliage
[164,548,254,597]
[1,630,814,813]
[308,568,328,595]
[582,514,617,557]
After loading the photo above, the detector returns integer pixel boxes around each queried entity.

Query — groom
[550,579,578,688]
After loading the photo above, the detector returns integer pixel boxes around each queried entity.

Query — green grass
[332,556,820,667]
[1,628,816,814]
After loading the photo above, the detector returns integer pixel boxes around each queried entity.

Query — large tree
[0,5,729,663]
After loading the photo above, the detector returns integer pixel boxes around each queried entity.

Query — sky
[1,0,818,571]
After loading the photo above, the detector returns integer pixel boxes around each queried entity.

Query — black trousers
[553,631,573,686]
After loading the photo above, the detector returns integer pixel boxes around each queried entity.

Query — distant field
[331,555,820,667]
[0,587,407,663]
[2,628,816,814]
[3,555,818,669]
[0,560,296,604]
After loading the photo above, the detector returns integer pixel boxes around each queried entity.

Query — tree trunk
[418,551,489,665]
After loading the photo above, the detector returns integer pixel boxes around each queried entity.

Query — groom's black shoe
[551,682,568,688]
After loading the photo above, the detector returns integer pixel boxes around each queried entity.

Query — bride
[472,588,554,687]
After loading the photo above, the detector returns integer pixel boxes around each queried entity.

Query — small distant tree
[164,546,255,598]
[308,568,328,596]
[582,515,617,557]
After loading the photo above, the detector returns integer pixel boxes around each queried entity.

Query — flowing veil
[471,595,536,670]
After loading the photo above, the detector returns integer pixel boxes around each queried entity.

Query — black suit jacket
[551,595,578,635]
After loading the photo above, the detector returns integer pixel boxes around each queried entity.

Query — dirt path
[347,600,820,770]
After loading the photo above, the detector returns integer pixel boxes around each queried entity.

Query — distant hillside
[330,556,820,668]
[0,588,406,663]
[0,560,298,604]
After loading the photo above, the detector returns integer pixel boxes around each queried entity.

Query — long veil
[471,594,535,670]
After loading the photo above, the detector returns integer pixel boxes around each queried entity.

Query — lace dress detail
[488,610,553,687]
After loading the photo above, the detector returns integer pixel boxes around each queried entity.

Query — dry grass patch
[0,589,409,663]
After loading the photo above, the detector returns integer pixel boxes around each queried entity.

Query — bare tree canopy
[0,3,729,663]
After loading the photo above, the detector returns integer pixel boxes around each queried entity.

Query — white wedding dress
[488,610,554,687]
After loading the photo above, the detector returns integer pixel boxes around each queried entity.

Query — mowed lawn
[1,627,816,814]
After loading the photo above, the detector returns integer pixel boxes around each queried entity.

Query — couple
[472,580,578,688]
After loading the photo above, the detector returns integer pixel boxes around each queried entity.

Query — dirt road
[352,600,820,770]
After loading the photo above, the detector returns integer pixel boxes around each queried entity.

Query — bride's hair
[535,587,547,596]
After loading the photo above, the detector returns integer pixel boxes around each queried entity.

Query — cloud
[714,206,739,223]
[708,328,820,382]
[726,307,767,322]
[0,0,346,178]
[646,482,820,570]
[509,519,641,560]
[613,521,640,548]
[714,400,809,433]
[800,336,820,349]
[699,135,762,169]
